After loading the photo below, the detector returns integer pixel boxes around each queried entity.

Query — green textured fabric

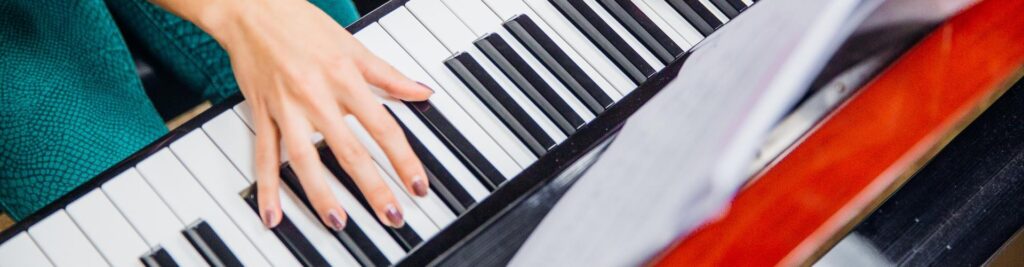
[0,0,359,220]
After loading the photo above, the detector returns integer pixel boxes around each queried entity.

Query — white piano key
[344,116,457,228]
[0,233,55,267]
[374,164,442,237]
[698,0,731,23]
[65,190,151,267]
[405,2,568,146]
[629,0,693,50]
[28,211,108,267]
[638,0,706,45]
[378,8,531,175]
[479,0,626,102]
[279,187,361,266]
[203,110,258,181]
[428,0,596,123]
[742,0,753,6]
[136,149,271,267]
[169,131,301,267]
[102,169,209,267]
[321,167,406,262]
[582,0,665,71]
[233,102,255,131]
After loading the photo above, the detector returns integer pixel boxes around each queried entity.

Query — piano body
[1,0,1022,266]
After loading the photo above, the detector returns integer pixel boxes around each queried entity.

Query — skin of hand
[151,0,434,230]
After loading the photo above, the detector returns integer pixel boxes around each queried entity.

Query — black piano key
[475,33,585,135]
[550,0,656,84]
[504,15,614,114]
[242,191,329,267]
[407,101,506,189]
[182,221,243,267]
[680,0,724,30]
[445,52,556,156]
[710,0,740,18]
[140,247,178,267]
[384,106,475,214]
[280,167,391,266]
[598,0,684,63]
[726,0,746,11]
[317,148,424,251]
[665,0,716,35]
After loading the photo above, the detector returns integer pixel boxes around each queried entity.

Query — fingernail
[328,210,346,231]
[262,209,277,228]
[412,176,428,197]
[386,205,404,228]
[416,82,434,93]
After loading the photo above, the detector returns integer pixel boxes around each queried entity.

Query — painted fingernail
[328,210,346,231]
[416,82,435,93]
[386,205,404,228]
[262,209,277,228]
[412,176,428,197]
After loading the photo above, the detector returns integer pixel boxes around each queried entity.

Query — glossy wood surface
[654,0,1024,265]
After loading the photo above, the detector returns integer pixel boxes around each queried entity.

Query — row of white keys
[479,0,627,101]
[579,0,666,70]
[102,169,209,266]
[352,24,491,201]
[168,131,301,267]
[65,190,150,266]
[522,0,639,96]
[27,211,108,266]
[393,4,567,151]
[0,232,54,266]
[137,148,272,266]
[345,116,456,228]
[418,0,596,123]
[377,7,532,174]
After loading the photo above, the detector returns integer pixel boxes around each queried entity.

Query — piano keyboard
[0,0,754,266]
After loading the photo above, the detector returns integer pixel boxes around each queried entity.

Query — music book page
[510,0,873,265]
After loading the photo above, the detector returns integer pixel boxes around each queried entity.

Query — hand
[172,0,433,230]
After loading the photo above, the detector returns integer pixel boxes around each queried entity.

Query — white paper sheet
[510,0,871,265]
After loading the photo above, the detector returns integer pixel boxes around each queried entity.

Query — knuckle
[373,121,404,141]
[288,147,317,164]
[334,143,370,163]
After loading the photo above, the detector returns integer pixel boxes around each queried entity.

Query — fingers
[360,55,432,101]
[309,96,406,228]
[253,104,284,228]
[342,88,430,199]
[280,111,349,231]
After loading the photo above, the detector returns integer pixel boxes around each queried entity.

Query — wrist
[189,0,250,46]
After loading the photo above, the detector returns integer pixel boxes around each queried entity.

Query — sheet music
[510,0,871,265]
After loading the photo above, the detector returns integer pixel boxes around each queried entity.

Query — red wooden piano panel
[654,0,1024,265]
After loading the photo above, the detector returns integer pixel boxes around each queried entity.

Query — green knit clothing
[0,0,360,220]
